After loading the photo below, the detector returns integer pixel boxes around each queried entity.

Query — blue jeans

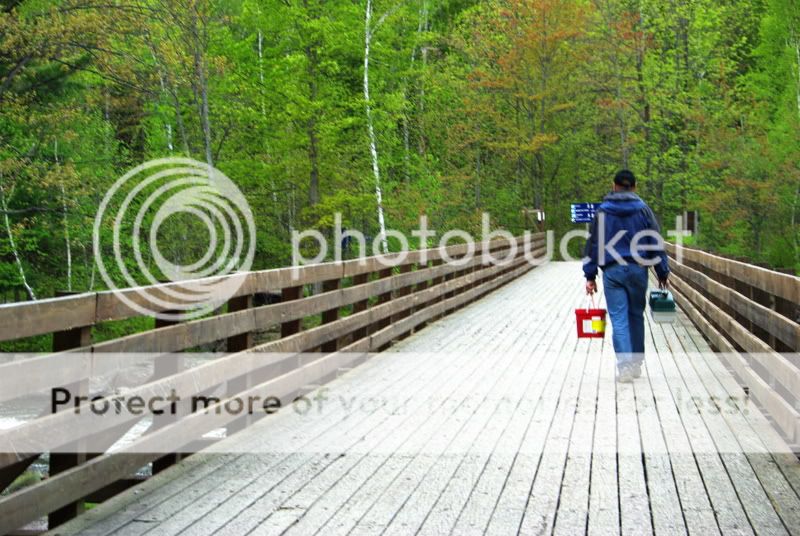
[602,263,648,368]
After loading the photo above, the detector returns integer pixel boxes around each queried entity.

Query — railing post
[430,258,446,321]
[351,273,369,342]
[151,312,183,474]
[391,264,414,330]
[412,261,430,331]
[321,279,340,352]
[227,294,254,352]
[48,291,92,529]
[281,285,303,338]
[226,294,254,433]
[376,268,393,332]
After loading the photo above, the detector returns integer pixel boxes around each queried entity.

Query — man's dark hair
[614,169,636,189]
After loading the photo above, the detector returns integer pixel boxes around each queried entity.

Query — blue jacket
[583,192,670,281]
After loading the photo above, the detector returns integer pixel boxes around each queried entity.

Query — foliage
[0,0,797,305]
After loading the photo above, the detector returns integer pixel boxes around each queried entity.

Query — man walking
[583,170,670,383]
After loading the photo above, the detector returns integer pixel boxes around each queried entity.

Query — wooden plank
[2,250,504,403]
[0,236,543,343]
[198,299,521,535]
[292,324,532,536]
[151,283,522,536]
[459,271,583,535]
[646,317,751,535]
[312,267,558,536]
[386,274,566,536]
[225,294,254,353]
[93,265,341,323]
[669,257,799,351]
[0,258,513,460]
[280,286,303,338]
[655,320,791,535]
[666,243,800,306]
[0,293,96,343]
[350,273,369,342]
[662,300,800,530]
[50,348,450,536]
[320,279,341,353]
[631,325,686,535]
[263,265,549,536]
[349,331,545,534]
[586,335,620,536]
[552,336,603,535]
[225,294,255,434]
[43,260,540,536]
[670,275,800,443]
[514,332,592,535]
[0,345,380,534]
[49,300,93,529]
[367,260,530,351]
[642,318,720,535]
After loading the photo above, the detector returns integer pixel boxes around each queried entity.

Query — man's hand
[658,277,669,290]
[585,280,597,295]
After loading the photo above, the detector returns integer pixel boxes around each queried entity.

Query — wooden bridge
[0,234,799,535]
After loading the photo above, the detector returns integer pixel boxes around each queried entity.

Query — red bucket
[575,299,607,339]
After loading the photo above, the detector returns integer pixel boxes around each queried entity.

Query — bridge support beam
[48,291,92,529]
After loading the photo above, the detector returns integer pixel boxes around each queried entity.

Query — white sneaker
[617,366,634,383]
[632,363,643,379]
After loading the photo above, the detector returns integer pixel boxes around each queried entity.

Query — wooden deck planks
[653,319,781,535]
[47,262,800,536]
[665,313,800,535]
[434,276,583,535]
[642,316,721,536]
[185,264,555,536]
[310,266,567,536]
[586,334,620,536]
[177,302,522,535]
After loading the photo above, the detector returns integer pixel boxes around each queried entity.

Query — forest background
[1,0,798,305]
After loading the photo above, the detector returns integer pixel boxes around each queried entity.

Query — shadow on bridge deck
[49,262,800,536]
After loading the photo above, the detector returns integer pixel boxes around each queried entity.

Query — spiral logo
[93,158,256,321]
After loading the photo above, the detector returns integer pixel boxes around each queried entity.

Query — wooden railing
[665,242,800,445]
[0,233,546,535]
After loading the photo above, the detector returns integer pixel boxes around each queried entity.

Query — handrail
[0,238,534,342]
[0,233,547,534]
[665,242,800,445]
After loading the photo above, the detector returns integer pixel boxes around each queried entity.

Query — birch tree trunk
[55,139,72,291]
[794,32,800,119]
[364,0,388,254]
[256,26,278,210]
[146,31,190,156]
[0,175,36,301]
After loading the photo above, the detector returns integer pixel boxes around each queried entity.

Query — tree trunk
[0,176,36,301]
[305,43,320,206]
[417,6,430,157]
[364,0,388,254]
[794,31,800,120]
[197,54,213,167]
[192,10,213,167]
[475,148,481,209]
[258,28,266,116]
[402,0,428,182]
[307,114,320,206]
[55,140,72,292]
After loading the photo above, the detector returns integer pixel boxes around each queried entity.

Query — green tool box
[649,289,677,324]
